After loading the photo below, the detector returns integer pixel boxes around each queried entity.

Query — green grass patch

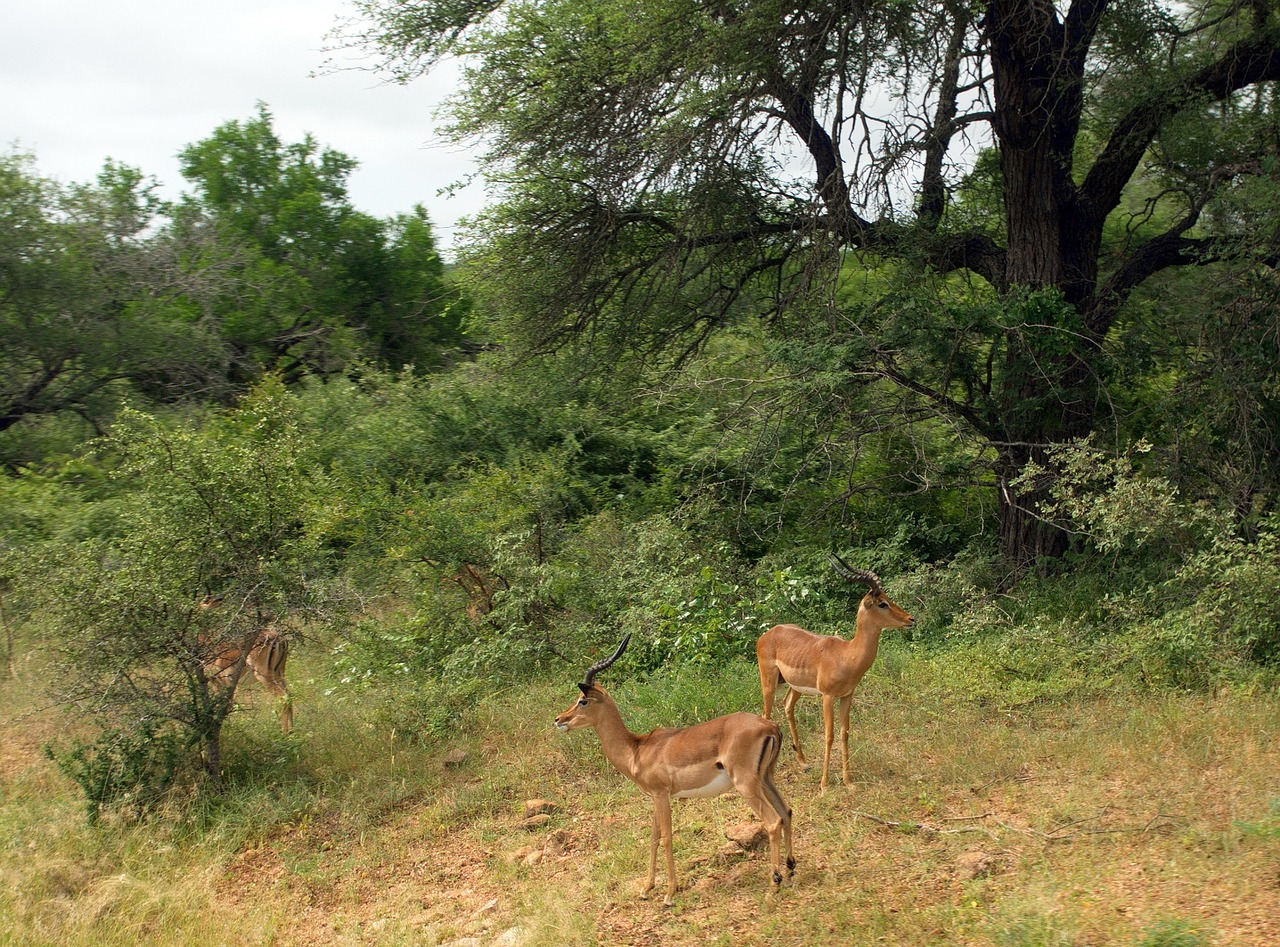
[3,641,1279,946]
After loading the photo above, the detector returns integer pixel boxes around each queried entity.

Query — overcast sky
[2,0,482,254]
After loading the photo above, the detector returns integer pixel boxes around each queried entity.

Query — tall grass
[3,628,1279,946]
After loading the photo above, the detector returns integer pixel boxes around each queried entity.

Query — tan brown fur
[199,597,293,733]
[758,566,913,790]
[555,649,794,905]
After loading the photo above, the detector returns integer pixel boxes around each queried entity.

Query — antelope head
[555,634,630,732]
[828,554,914,630]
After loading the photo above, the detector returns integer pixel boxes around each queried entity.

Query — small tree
[174,105,469,383]
[39,379,332,815]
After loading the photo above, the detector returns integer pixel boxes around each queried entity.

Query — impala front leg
[655,794,677,906]
[839,694,854,786]
[820,693,836,792]
[643,802,660,900]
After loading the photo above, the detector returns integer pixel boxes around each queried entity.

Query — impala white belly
[673,769,733,799]
[786,684,823,696]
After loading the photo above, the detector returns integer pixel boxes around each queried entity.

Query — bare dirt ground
[212,696,1280,947]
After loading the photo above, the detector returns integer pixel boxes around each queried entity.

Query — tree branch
[763,74,872,245]
[877,355,994,439]
[1080,30,1280,226]
[919,8,976,231]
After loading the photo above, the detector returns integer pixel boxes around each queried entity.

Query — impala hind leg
[759,660,781,721]
[248,640,292,733]
[732,765,794,889]
[781,688,809,769]
[758,772,795,884]
[252,672,292,733]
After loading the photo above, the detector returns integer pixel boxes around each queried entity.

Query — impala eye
[878,601,889,609]
[577,698,588,706]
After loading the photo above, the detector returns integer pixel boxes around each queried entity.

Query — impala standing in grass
[555,635,795,905]
[757,556,914,790]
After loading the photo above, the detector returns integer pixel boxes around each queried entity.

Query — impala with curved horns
[555,635,795,905]
[757,556,914,790]
[198,596,293,733]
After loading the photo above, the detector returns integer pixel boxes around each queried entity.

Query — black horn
[581,634,631,692]
[827,554,884,597]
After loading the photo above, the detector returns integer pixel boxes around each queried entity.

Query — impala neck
[847,604,884,675]
[588,688,643,779]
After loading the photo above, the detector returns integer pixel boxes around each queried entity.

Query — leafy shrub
[1170,511,1280,665]
[387,674,490,741]
[646,564,768,667]
[1099,509,1280,688]
[1016,436,1221,567]
[46,719,190,823]
[30,379,344,817]
[923,440,1280,692]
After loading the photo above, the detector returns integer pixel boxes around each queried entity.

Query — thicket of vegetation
[1,160,1276,823]
[1,1,1278,853]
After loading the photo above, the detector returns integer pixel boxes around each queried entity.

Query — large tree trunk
[997,448,1066,568]
[992,302,1105,570]
[986,0,1105,570]
[994,363,1090,569]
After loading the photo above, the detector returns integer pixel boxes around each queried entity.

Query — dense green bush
[1131,511,1280,686]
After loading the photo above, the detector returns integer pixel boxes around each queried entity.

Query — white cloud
[1,0,482,253]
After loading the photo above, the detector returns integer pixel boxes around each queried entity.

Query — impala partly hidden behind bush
[198,596,293,733]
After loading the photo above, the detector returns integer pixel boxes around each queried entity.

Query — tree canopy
[0,109,469,467]
[174,104,469,382]
[0,153,219,440]
[346,0,1280,569]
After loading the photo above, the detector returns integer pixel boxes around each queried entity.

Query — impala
[555,635,795,905]
[757,556,914,790]
[199,597,293,733]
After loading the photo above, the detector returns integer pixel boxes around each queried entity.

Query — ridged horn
[580,634,631,691]
[827,554,884,597]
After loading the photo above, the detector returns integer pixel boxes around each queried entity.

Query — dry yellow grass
[2,655,1278,946]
